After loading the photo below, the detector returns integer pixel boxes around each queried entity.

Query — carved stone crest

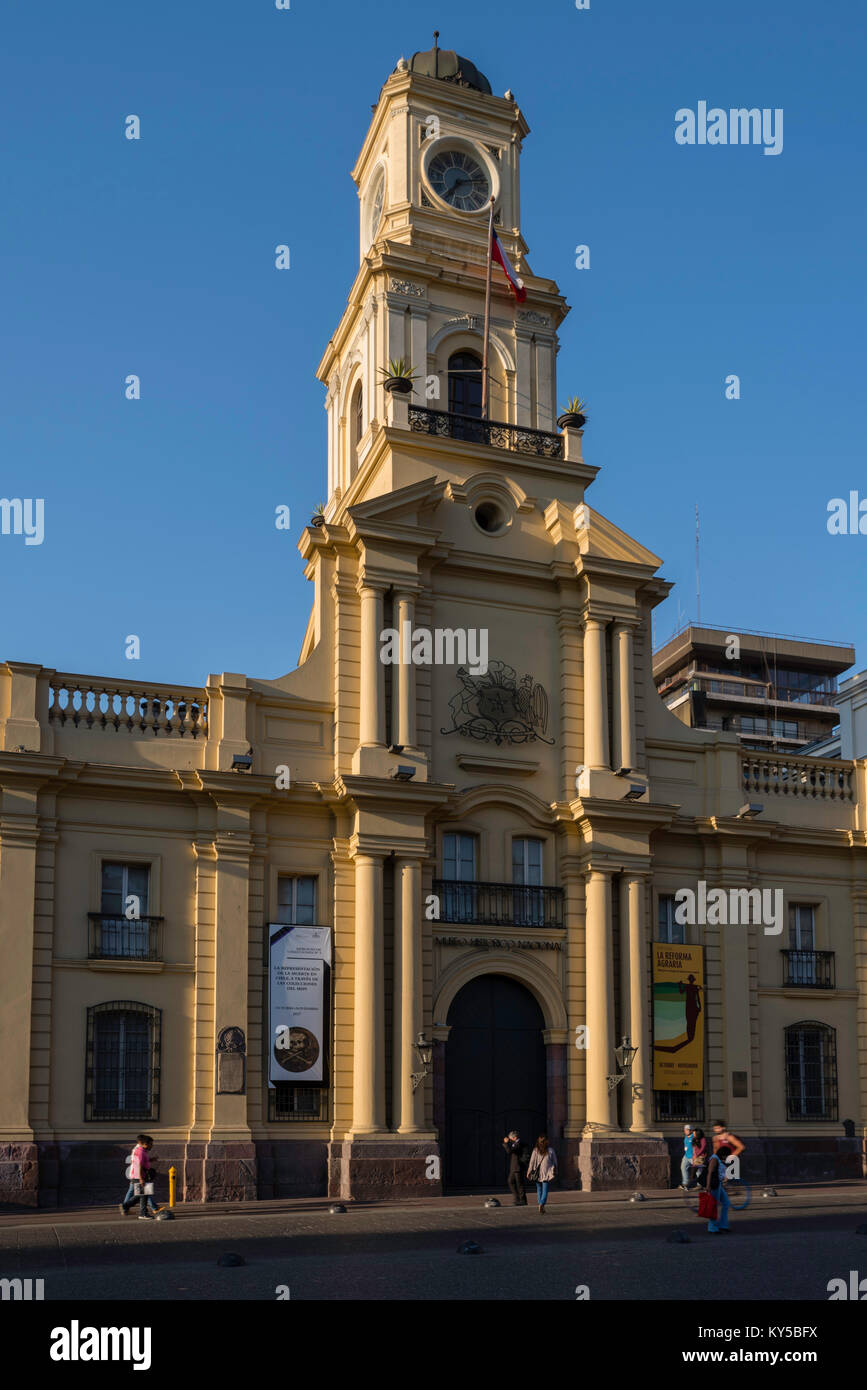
[218,1026,246,1054]
[441,659,553,745]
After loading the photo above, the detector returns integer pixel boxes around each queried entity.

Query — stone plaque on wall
[217,1026,246,1095]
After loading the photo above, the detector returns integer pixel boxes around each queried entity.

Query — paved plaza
[1,1183,865,1302]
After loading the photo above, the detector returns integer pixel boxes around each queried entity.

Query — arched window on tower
[448,351,483,437]
[349,382,364,479]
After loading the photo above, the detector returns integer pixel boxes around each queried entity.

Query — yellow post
[169,1164,177,1209]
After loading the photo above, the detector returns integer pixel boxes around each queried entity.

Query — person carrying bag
[526,1133,558,1214]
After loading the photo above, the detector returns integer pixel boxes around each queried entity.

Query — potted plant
[379,358,417,394]
[557,396,588,430]
[311,502,327,528]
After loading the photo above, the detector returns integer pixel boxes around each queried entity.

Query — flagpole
[481,197,495,419]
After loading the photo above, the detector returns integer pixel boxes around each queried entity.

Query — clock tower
[317,40,571,508]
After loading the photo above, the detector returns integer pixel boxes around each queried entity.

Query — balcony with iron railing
[408,405,564,460]
[88,913,164,962]
[781,949,836,989]
[432,879,564,929]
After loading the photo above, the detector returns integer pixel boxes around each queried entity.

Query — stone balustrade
[742,754,854,802]
[48,673,208,738]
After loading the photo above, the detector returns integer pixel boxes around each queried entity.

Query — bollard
[169,1164,177,1209]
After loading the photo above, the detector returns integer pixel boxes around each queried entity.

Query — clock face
[369,174,384,241]
[427,149,490,212]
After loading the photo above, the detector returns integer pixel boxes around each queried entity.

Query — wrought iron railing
[781,949,835,989]
[432,879,564,928]
[408,406,563,459]
[88,913,164,961]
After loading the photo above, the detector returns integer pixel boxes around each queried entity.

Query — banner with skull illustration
[268,924,331,1086]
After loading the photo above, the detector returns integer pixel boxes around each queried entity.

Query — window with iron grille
[657,895,686,945]
[268,1086,329,1122]
[785,1021,838,1120]
[275,875,317,925]
[653,1091,705,1123]
[85,1001,160,1121]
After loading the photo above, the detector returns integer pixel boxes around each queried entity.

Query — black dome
[405,47,492,96]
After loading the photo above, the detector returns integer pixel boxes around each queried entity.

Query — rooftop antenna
[695,503,701,625]
[433,30,439,77]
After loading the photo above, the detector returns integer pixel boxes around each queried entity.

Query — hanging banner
[651,943,704,1091]
[268,925,331,1086]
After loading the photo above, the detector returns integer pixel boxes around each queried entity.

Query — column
[393,856,424,1132]
[395,591,416,748]
[352,852,385,1134]
[358,583,386,748]
[585,868,617,1127]
[611,622,636,774]
[583,618,610,770]
[623,874,651,1132]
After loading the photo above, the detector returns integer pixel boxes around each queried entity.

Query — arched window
[348,381,364,481]
[85,1001,161,1121]
[784,1021,837,1120]
[448,351,483,420]
[353,383,364,446]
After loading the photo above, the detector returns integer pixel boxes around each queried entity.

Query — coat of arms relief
[441,659,554,745]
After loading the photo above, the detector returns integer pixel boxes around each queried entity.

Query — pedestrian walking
[502,1130,530,1206]
[712,1119,745,1160]
[526,1134,558,1213]
[690,1127,709,1189]
[678,1123,695,1188]
[705,1143,733,1234]
[120,1133,157,1219]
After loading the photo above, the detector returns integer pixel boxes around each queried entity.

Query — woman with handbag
[526,1134,558,1214]
[690,1127,709,1189]
[123,1134,157,1220]
[703,1144,732,1234]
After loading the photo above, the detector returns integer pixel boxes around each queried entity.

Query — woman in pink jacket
[526,1134,558,1213]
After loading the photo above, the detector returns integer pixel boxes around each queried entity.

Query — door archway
[444,973,547,1189]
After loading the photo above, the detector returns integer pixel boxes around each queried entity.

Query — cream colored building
[1,45,865,1206]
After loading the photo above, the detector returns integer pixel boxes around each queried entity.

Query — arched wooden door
[444,974,547,1189]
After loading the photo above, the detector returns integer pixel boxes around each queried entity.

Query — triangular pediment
[575,503,663,569]
[346,475,446,526]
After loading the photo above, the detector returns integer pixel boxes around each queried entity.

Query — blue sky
[1,0,865,686]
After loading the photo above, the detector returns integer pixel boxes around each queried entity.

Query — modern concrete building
[653,623,854,755]
[2,46,866,1208]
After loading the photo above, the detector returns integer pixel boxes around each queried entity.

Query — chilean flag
[491,228,527,302]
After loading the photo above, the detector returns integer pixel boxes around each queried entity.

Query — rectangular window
[787,904,817,985]
[512,838,544,925]
[97,862,152,958]
[657,895,685,945]
[276,875,317,925]
[653,1091,704,1123]
[442,833,476,881]
[268,1086,328,1122]
[441,833,477,921]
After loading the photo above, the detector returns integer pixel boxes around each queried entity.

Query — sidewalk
[1,1179,864,1229]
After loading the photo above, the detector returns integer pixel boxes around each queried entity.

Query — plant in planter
[557,396,588,430]
[311,502,328,528]
[379,358,417,394]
